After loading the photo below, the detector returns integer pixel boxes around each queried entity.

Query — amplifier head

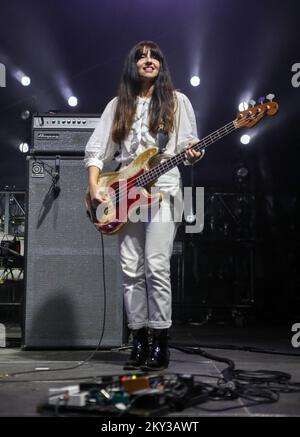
[32,113,101,154]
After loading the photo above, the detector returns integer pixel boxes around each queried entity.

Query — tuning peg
[258,96,266,104]
[266,93,275,102]
[248,99,256,107]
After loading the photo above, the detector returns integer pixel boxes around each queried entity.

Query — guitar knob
[258,97,266,104]
[248,99,256,107]
[266,93,275,102]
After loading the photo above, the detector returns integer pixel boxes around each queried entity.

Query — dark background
[1,0,299,324]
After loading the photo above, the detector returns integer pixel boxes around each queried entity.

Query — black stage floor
[0,322,300,418]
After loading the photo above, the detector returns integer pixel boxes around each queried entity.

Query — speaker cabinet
[23,156,125,348]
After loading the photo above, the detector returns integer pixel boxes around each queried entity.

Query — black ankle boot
[142,329,170,371]
[123,327,149,370]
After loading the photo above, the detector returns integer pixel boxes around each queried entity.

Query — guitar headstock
[234,95,279,129]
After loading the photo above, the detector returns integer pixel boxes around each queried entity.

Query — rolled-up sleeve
[84,97,118,171]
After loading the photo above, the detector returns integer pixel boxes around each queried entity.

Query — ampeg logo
[32,162,45,178]
[291,63,300,88]
[0,63,6,87]
[291,323,300,348]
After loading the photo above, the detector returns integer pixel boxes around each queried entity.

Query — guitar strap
[156,93,181,154]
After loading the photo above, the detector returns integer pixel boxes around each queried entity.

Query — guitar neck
[137,119,237,186]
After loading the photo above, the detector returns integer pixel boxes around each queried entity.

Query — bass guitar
[85,97,279,234]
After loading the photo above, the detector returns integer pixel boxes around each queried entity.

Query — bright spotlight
[19,142,29,153]
[240,134,251,145]
[21,76,31,86]
[190,76,201,87]
[68,96,78,107]
[238,101,249,111]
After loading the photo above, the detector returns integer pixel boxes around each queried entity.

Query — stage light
[238,101,249,111]
[21,76,31,86]
[21,110,31,120]
[240,134,250,145]
[68,96,78,107]
[19,142,29,153]
[190,76,200,87]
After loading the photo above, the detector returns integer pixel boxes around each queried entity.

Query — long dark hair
[112,41,176,144]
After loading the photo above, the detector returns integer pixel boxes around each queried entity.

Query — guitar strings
[97,108,266,216]
[106,119,238,207]
[138,106,268,185]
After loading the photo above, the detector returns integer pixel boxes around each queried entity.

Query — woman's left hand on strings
[184,143,204,164]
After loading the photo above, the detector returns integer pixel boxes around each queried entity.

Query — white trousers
[118,168,183,330]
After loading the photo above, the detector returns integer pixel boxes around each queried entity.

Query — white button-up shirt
[84,91,199,172]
